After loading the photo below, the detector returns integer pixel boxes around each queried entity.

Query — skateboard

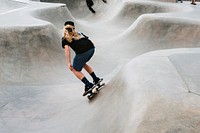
[83,78,105,99]
[87,82,105,99]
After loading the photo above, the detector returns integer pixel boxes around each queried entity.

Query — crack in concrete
[0,95,27,108]
[168,57,200,96]
[168,56,191,92]
[0,93,34,109]
[188,91,200,97]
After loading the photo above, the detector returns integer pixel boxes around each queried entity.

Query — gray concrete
[0,0,200,133]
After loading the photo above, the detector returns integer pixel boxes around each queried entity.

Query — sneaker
[102,0,107,3]
[93,78,103,85]
[191,2,196,5]
[83,83,95,96]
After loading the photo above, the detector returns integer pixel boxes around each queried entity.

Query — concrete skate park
[1,0,200,132]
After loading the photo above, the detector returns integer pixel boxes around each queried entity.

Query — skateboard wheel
[88,95,93,99]
[92,88,98,93]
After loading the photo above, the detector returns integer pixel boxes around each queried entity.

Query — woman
[62,21,101,96]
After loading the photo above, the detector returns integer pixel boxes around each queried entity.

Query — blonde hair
[63,26,80,43]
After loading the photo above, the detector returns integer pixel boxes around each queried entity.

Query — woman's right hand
[68,63,73,71]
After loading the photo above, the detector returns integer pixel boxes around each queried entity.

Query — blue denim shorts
[73,48,95,71]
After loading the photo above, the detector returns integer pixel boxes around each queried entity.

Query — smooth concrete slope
[1,0,200,133]
[106,2,200,58]
[0,0,27,14]
[30,1,75,29]
[106,1,193,27]
[37,48,200,133]
[151,0,176,2]
[73,48,200,133]
[1,49,199,133]
[0,0,77,85]
[109,14,200,58]
[110,48,200,133]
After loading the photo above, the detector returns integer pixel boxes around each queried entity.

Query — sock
[81,77,90,85]
[90,72,98,81]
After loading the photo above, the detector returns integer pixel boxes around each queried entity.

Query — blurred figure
[86,0,95,13]
[86,0,107,14]
[191,0,196,5]
[176,0,183,3]
[102,0,107,3]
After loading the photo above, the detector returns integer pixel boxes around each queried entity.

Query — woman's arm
[64,45,73,71]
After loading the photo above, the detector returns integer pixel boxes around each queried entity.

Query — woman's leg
[72,69,94,94]
[83,64,93,74]
[71,69,85,80]
[84,64,100,84]
[88,6,95,13]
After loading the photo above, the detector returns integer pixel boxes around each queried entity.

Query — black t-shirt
[62,34,95,54]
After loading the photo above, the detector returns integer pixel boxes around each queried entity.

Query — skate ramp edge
[106,13,200,60]
[0,1,76,85]
[124,49,200,132]
[109,0,193,27]
[93,48,200,133]
[49,48,200,133]
[0,24,70,85]
[0,0,28,14]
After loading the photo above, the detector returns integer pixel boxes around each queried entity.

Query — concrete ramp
[0,0,27,14]
[1,0,200,133]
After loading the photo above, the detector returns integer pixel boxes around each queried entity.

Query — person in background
[191,0,196,5]
[176,0,183,3]
[86,0,95,13]
[86,0,107,14]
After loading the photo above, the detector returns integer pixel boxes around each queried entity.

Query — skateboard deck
[82,78,105,99]
[82,78,103,96]
[87,82,105,100]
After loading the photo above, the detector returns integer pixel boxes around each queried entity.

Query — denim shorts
[73,48,95,71]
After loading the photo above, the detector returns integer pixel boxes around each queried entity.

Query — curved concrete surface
[0,0,27,14]
[0,0,200,133]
